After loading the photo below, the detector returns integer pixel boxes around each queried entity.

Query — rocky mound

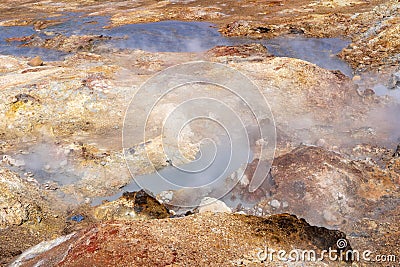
[11,213,351,267]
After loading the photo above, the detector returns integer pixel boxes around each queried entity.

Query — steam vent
[1,0,399,266]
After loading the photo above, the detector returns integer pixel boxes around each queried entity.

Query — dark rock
[94,189,170,220]
[393,144,400,157]
[363,88,375,96]
[12,93,38,104]
[254,26,271,33]
[289,27,305,34]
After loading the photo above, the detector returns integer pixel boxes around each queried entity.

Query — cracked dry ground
[1,0,400,266]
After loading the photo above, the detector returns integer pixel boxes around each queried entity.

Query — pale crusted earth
[0,0,399,266]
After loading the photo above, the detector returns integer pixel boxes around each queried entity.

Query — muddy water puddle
[2,143,81,186]
[354,71,400,101]
[1,13,352,74]
[264,36,353,77]
[92,137,253,208]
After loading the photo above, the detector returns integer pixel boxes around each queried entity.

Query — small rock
[239,174,250,187]
[388,71,400,89]
[158,190,174,203]
[42,182,58,190]
[235,211,247,215]
[349,232,370,238]
[26,177,38,184]
[24,172,34,177]
[352,75,361,81]
[3,156,25,167]
[124,211,135,218]
[27,56,43,67]
[282,201,289,209]
[269,199,281,209]
[198,197,232,213]
[363,88,375,96]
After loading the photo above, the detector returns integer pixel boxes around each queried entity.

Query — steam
[365,104,400,144]
[115,61,277,208]
[11,143,81,186]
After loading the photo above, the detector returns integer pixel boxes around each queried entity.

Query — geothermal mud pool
[1,14,364,206]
